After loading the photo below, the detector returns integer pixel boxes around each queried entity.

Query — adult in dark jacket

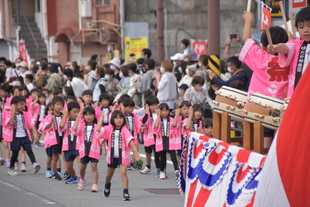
[207,56,249,91]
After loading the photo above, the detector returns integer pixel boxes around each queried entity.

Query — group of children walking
[0,85,213,201]
[1,6,309,201]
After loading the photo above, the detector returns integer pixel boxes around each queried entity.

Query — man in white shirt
[63,69,88,98]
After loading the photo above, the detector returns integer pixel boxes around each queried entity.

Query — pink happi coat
[26,97,40,121]
[71,120,104,159]
[102,125,134,165]
[59,118,79,151]
[124,112,142,145]
[278,38,306,97]
[183,118,203,134]
[152,117,177,152]
[3,110,35,142]
[95,107,111,125]
[239,38,290,100]
[38,114,60,149]
[170,116,186,150]
[3,96,13,110]
[140,113,156,147]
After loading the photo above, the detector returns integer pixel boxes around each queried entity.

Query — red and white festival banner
[261,4,272,31]
[19,40,28,63]
[178,133,266,207]
[191,40,207,59]
[254,63,310,206]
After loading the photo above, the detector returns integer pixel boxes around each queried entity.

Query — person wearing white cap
[178,64,196,87]
[17,61,31,83]
[108,58,121,81]
[170,53,185,83]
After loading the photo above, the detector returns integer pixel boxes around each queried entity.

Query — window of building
[96,0,110,5]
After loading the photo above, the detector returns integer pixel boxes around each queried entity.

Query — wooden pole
[289,11,296,37]
[156,0,164,62]
[247,0,252,12]
[265,24,273,47]
[279,1,289,34]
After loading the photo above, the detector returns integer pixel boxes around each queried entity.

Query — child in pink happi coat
[95,93,111,126]
[140,95,160,175]
[267,7,310,98]
[3,96,40,176]
[72,106,104,192]
[38,96,65,180]
[27,89,40,120]
[122,98,143,170]
[35,92,47,147]
[185,104,204,134]
[172,100,192,166]
[153,103,179,179]
[59,102,81,184]
[239,11,290,100]
[103,110,140,201]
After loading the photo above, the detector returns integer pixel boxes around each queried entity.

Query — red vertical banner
[19,40,27,63]
[261,6,272,31]
[292,0,307,8]
[191,40,207,59]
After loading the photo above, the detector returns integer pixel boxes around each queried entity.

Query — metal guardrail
[19,2,39,60]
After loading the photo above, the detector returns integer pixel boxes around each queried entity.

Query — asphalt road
[0,144,184,207]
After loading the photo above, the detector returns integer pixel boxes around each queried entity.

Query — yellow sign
[124,37,148,62]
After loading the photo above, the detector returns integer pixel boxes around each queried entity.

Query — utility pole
[207,0,221,77]
[156,0,164,62]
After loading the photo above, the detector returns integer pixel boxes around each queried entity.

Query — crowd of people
[0,6,309,202]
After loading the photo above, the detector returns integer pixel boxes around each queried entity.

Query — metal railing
[18,2,39,60]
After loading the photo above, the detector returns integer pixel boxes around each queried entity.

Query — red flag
[261,6,272,31]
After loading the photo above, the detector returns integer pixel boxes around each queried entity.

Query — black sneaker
[104,188,110,197]
[52,173,62,180]
[130,162,138,170]
[63,171,71,180]
[123,193,131,201]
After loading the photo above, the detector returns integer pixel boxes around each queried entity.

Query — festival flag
[261,4,272,31]
[254,63,310,206]
[18,40,28,63]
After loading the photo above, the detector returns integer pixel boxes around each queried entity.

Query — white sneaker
[140,166,151,174]
[32,162,41,173]
[5,159,10,168]
[8,168,18,176]
[159,171,167,179]
[21,163,27,172]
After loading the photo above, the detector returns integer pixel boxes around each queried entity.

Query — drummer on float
[239,11,290,147]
